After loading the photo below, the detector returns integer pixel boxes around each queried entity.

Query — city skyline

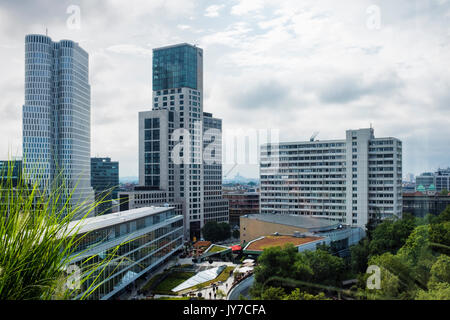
[1,1,450,179]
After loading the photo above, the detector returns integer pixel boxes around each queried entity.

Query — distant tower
[22,34,94,216]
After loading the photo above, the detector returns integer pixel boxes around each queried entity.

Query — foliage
[350,239,370,274]
[251,244,345,299]
[435,205,450,224]
[259,286,286,300]
[253,286,330,300]
[415,282,450,300]
[232,229,240,239]
[359,207,450,300]
[248,206,450,300]
[368,214,416,256]
[201,221,231,242]
[283,288,330,300]
[428,254,450,285]
[0,159,119,300]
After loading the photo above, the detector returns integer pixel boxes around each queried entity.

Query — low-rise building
[403,192,450,217]
[69,206,184,300]
[416,168,450,192]
[223,191,260,228]
[240,214,364,256]
[118,186,183,217]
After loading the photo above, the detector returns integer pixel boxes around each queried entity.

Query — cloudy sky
[0,0,449,179]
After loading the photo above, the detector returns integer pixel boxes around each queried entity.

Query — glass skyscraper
[91,157,119,215]
[23,34,94,214]
[135,43,228,240]
[152,44,201,91]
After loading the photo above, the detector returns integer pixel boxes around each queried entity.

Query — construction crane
[310,131,319,142]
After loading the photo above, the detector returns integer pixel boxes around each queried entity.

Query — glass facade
[91,158,119,214]
[153,44,199,91]
[71,207,183,300]
[0,160,22,187]
[23,34,94,212]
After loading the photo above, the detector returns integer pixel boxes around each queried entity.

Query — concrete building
[69,206,184,300]
[22,34,94,214]
[240,214,364,255]
[134,43,228,240]
[223,191,260,228]
[416,168,450,192]
[91,157,119,215]
[118,186,183,216]
[403,191,450,217]
[260,128,402,228]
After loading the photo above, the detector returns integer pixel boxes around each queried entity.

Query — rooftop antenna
[45,27,48,36]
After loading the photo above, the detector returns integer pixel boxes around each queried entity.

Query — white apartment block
[260,128,402,228]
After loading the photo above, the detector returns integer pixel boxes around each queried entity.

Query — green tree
[415,255,450,300]
[428,254,450,285]
[300,249,345,286]
[369,214,416,256]
[350,239,370,274]
[365,253,410,299]
[251,245,345,298]
[253,244,299,286]
[428,222,450,254]
[284,288,330,300]
[436,205,450,223]
[415,282,450,300]
[201,222,231,242]
[232,229,240,239]
[259,286,286,300]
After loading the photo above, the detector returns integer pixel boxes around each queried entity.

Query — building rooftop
[244,235,323,252]
[68,206,175,234]
[242,213,341,232]
[153,42,201,51]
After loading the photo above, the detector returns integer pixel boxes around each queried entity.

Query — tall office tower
[23,34,94,214]
[91,157,119,215]
[137,43,228,239]
[260,128,402,228]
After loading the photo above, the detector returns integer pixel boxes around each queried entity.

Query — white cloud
[1,0,450,178]
[230,0,265,16]
[205,4,225,17]
[177,24,191,30]
[106,44,152,56]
